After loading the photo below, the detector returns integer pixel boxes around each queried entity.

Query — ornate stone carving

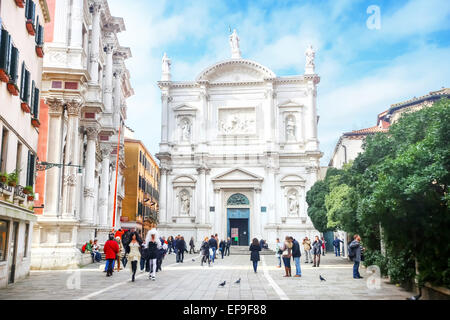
[86,127,99,140]
[101,146,111,159]
[46,98,64,115]
[84,187,95,198]
[179,189,190,215]
[287,189,300,216]
[98,198,107,207]
[66,100,83,117]
[63,174,77,186]
[286,114,296,141]
[229,29,241,59]
[305,45,315,74]
[219,108,256,134]
[227,193,249,205]
[180,118,191,141]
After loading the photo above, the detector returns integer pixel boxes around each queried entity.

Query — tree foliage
[308,98,450,287]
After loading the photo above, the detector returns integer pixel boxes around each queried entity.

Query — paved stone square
[0,251,412,300]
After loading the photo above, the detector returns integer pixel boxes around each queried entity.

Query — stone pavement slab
[0,251,413,300]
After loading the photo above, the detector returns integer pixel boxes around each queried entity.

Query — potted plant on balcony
[27,192,35,202]
[0,172,8,183]
[7,170,19,187]
[23,186,33,195]
[31,118,40,128]
[21,102,31,113]
[15,0,25,8]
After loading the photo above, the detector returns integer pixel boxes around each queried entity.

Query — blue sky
[109,0,450,165]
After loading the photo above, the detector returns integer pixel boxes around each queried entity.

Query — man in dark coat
[176,236,187,263]
[208,235,218,263]
[291,237,302,277]
[349,234,364,279]
[225,237,231,256]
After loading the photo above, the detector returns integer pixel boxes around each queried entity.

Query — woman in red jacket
[104,233,119,277]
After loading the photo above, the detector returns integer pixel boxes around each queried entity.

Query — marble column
[267,168,276,225]
[205,168,210,224]
[197,167,206,224]
[103,44,114,112]
[44,98,64,216]
[98,146,111,227]
[88,1,101,84]
[254,187,262,238]
[214,188,221,237]
[53,0,69,44]
[62,100,82,217]
[113,71,122,128]
[198,87,208,151]
[159,168,167,224]
[82,126,98,223]
[306,83,318,150]
[70,0,83,48]
[161,93,169,143]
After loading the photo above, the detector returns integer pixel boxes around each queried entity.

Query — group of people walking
[199,234,232,266]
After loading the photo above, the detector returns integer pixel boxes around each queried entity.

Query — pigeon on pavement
[235,278,241,284]
[319,275,326,281]
[219,281,226,287]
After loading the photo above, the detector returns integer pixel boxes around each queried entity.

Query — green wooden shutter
[20,62,26,100]
[25,69,31,104]
[30,80,35,114]
[9,46,19,84]
[0,29,11,73]
[33,87,40,118]
[26,151,35,187]
[38,25,44,45]
[35,16,39,44]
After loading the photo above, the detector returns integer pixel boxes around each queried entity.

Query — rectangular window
[30,80,35,112]
[24,224,29,258]
[0,128,8,172]
[0,220,9,261]
[19,63,30,103]
[25,0,36,25]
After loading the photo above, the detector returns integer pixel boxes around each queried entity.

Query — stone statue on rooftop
[229,29,242,59]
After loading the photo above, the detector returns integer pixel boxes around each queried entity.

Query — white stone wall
[157,59,321,249]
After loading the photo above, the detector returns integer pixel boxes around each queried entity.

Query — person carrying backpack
[348,234,364,279]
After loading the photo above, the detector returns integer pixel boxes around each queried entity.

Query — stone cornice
[39,0,51,23]
[196,59,276,82]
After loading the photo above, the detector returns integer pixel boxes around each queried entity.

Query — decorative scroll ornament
[227,193,249,205]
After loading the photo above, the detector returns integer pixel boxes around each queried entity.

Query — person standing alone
[104,233,119,277]
[124,232,142,282]
[146,231,161,281]
[291,237,302,277]
[249,238,261,273]
[189,237,196,254]
[333,237,344,257]
[281,236,293,277]
[349,234,364,279]
[302,237,312,263]
[225,237,231,256]
[312,236,322,267]
[208,235,217,264]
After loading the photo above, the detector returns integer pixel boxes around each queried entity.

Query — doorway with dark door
[229,218,249,246]
[8,221,19,284]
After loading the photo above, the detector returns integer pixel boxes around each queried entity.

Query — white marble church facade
[156,31,321,248]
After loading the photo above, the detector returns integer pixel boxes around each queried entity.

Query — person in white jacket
[144,229,162,280]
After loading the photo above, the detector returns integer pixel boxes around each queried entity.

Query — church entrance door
[227,208,249,246]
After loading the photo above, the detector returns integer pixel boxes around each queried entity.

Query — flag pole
[112,124,121,230]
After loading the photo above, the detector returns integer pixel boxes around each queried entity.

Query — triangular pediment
[212,168,263,181]
[278,100,304,108]
[173,104,197,112]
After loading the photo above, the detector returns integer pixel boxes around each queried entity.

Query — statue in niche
[286,116,296,141]
[180,190,190,215]
[288,190,299,216]
[181,119,191,141]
